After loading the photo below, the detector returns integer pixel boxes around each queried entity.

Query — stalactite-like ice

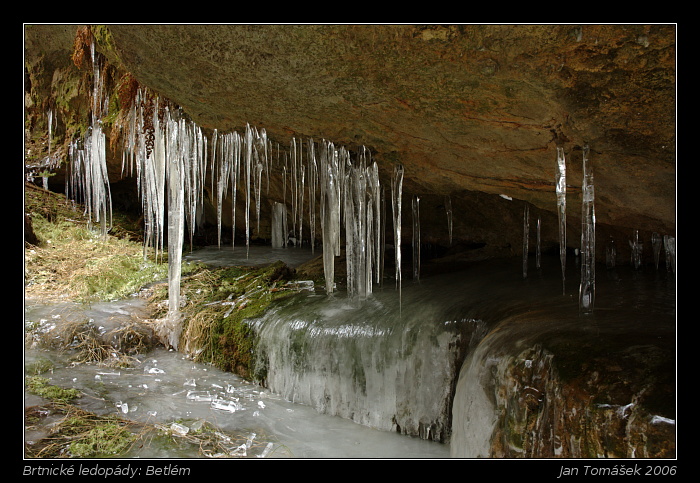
[344,153,376,300]
[244,124,254,257]
[367,152,382,284]
[606,237,617,268]
[167,113,185,317]
[630,230,642,269]
[307,139,318,254]
[391,165,404,302]
[412,195,421,281]
[652,232,662,270]
[318,141,339,294]
[555,146,567,294]
[536,216,541,269]
[664,235,675,273]
[522,205,529,279]
[66,44,112,238]
[445,195,453,246]
[578,144,595,313]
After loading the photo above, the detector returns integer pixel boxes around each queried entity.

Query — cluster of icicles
[64,44,408,316]
[62,43,676,319]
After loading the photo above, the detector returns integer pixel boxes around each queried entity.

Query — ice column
[412,195,421,281]
[391,165,404,301]
[167,114,185,316]
[522,205,529,279]
[555,146,567,294]
[578,144,595,313]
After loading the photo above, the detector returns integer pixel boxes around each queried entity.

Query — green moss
[68,420,137,457]
[25,376,81,403]
[172,261,298,379]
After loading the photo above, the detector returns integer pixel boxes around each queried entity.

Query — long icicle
[556,145,567,294]
[391,164,404,307]
[579,144,595,313]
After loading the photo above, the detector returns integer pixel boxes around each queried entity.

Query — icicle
[522,205,529,279]
[167,113,185,317]
[391,164,404,302]
[44,109,53,189]
[290,139,297,241]
[244,124,253,257]
[367,158,382,284]
[298,157,305,246]
[65,41,113,238]
[379,186,386,286]
[555,146,567,294]
[344,157,369,299]
[216,133,231,249]
[308,139,318,254]
[255,158,264,234]
[412,195,421,281]
[630,230,642,269]
[578,144,595,313]
[652,232,662,270]
[663,235,675,273]
[445,195,453,246]
[319,140,339,294]
[230,132,241,250]
[536,216,541,269]
[606,237,617,268]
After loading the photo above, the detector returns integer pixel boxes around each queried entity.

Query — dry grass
[24,183,169,302]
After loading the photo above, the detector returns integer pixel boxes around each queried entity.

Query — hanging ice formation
[555,146,567,294]
[67,43,401,313]
[445,195,453,246]
[652,232,662,269]
[536,216,541,270]
[391,164,404,301]
[66,42,112,238]
[663,235,675,273]
[412,195,421,281]
[578,144,595,313]
[343,146,384,300]
[606,237,617,268]
[630,230,642,269]
[522,205,529,278]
